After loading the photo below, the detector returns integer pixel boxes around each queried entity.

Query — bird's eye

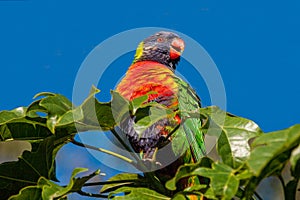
[157,38,164,42]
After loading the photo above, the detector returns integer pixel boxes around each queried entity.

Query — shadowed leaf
[0,135,68,199]
[101,173,144,193]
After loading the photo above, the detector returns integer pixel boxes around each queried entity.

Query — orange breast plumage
[116,61,178,108]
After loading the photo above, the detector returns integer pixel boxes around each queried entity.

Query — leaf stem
[278,174,294,200]
[81,179,144,187]
[70,138,136,166]
[110,128,140,162]
[110,129,159,174]
[253,191,263,200]
[77,190,108,198]
[165,123,180,141]
[278,174,285,186]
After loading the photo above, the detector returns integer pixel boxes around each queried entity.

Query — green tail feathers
[175,76,206,163]
[183,118,206,162]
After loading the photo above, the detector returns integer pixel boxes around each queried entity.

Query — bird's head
[133,31,185,70]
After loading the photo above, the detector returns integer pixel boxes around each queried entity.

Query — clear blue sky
[1,1,299,199]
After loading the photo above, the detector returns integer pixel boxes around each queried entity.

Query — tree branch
[70,138,136,166]
[76,190,108,198]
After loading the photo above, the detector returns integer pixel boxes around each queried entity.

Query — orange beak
[170,38,185,59]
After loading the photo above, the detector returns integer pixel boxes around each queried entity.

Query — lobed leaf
[166,159,239,200]
[247,124,300,176]
[244,124,300,199]
[200,106,263,168]
[165,157,213,191]
[0,135,67,199]
[9,168,99,200]
[8,186,42,200]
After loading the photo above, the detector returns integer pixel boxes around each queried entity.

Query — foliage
[0,87,299,199]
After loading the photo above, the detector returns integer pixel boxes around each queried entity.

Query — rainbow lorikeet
[116,31,205,180]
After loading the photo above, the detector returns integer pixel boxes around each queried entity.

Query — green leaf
[0,107,26,124]
[38,94,73,133]
[9,168,99,200]
[26,100,48,118]
[0,107,52,141]
[0,118,51,141]
[56,106,84,127]
[101,173,143,193]
[129,94,149,114]
[166,157,213,191]
[33,92,56,99]
[202,188,218,200]
[171,194,186,200]
[39,168,99,199]
[134,106,173,136]
[244,124,300,199]
[209,164,239,199]
[172,192,207,200]
[38,177,67,199]
[111,90,130,125]
[200,106,263,168]
[47,115,58,134]
[247,124,300,176]
[39,94,73,116]
[0,135,67,199]
[54,86,116,132]
[109,187,170,200]
[29,87,116,134]
[0,86,117,139]
[8,186,42,200]
[166,160,239,200]
[194,163,239,200]
[68,168,101,193]
[235,169,253,180]
[285,179,299,200]
[80,92,116,131]
[170,126,189,160]
[89,84,100,95]
[290,144,300,178]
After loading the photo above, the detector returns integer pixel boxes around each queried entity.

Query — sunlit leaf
[243,124,300,199]
[8,186,42,200]
[0,107,26,124]
[247,124,300,176]
[33,92,56,99]
[39,94,73,116]
[290,144,300,178]
[56,106,84,127]
[129,94,149,115]
[200,106,263,168]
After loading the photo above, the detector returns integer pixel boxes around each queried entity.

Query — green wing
[173,76,206,163]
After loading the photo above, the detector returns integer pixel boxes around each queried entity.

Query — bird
[115,31,206,184]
